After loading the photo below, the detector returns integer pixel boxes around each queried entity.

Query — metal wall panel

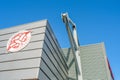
[47,23,68,70]
[63,43,111,80]
[0,58,41,71]
[0,68,39,80]
[0,49,42,62]
[0,27,46,41]
[38,22,68,80]
[80,43,110,80]
[0,33,45,47]
[0,26,46,54]
[0,20,47,80]
[38,69,50,80]
[0,20,47,35]
[42,43,66,80]
[44,32,68,76]
[42,51,62,80]
[0,41,44,54]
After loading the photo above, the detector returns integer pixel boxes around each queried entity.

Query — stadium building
[0,19,114,80]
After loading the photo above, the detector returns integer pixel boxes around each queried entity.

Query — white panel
[0,49,42,62]
[0,58,41,71]
[0,41,44,54]
[0,68,39,80]
[0,27,46,41]
[0,33,45,47]
[0,20,47,35]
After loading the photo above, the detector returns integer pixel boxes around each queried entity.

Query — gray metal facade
[63,43,113,80]
[0,20,68,80]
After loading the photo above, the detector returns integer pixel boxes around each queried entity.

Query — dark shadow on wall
[63,48,77,80]
[65,48,71,62]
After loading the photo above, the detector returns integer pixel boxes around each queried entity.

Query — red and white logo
[7,30,31,52]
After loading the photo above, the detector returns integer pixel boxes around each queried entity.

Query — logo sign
[7,30,31,52]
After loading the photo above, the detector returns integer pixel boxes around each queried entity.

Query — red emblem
[7,30,31,52]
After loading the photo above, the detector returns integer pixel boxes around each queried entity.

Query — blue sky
[0,0,120,79]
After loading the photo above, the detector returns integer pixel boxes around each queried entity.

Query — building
[0,20,114,80]
[0,20,68,80]
[63,43,114,80]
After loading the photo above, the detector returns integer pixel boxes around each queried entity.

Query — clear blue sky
[0,0,119,79]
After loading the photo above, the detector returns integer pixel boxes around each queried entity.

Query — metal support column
[62,13,83,80]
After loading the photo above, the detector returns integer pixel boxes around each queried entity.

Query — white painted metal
[73,26,83,80]
[0,49,42,62]
[0,58,41,71]
[0,33,45,47]
[62,13,83,80]
[0,41,44,54]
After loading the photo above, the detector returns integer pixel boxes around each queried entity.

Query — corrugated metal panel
[0,26,46,54]
[45,29,68,75]
[47,22,68,71]
[0,49,42,62]
[0,58,41,72]
[40,59,58,80]
[62,43,111,80]
[0,20,47,35]
[39,22,68,80]
[80,43,109,80]
[0,33,45,47]
[0,20,47,80]
[0,68,39,80]
[38,69,50,80]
